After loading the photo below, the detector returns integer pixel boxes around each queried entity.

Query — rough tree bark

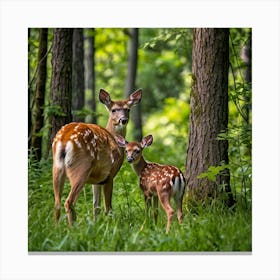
[50,28,73,143]
[84,28,97,124]
[241,29,252,123]
[31,28,48,160]
[125,28,142,141]
[185,28,234,206]
[72,28,85,122]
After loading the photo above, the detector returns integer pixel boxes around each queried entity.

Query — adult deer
[115,134,186,233]
[52,89,142,225]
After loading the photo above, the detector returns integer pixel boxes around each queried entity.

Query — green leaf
[197,164,230,182]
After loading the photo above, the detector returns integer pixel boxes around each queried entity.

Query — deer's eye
[135,149,140,154]
[112,109,116,113]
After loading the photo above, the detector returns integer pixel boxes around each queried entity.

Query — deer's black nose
[120,118,128,125]
[127,157,133,163]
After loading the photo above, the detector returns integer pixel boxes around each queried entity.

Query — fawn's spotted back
[140,163,185,200]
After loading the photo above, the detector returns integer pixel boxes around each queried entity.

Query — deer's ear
[127,89,142,107]
[115,134,127,148]
[141,135,153,148]
[99,89,112,109]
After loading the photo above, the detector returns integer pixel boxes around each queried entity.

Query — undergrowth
[28,148,251,252]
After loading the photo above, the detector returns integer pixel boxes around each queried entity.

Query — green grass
[28,153,251,252]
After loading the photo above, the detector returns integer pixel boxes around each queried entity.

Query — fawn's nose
[127,157,133,163]
[120,117,128,125]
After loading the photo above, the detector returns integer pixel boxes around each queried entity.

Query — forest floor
[28,156,251,252]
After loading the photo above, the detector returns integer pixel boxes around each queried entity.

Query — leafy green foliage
[141,28,192,59]
[94,28,128,99]
[197,164,230,182]
[144,93,189,139]
[139,91,190,170]
[137,28,192,113]
[217,125,252,207]
[72,107,101,119]
[229,28,252,124]
[44,104,67,117]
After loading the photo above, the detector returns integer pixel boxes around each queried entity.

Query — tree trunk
[125,28,142,141]
[84,28,97,124]
[185,28,234,206]
[241,30,252,85]
[31,28,48,160]
[72,28,85,122]
[241,29,252,123]
[50,28,73,144]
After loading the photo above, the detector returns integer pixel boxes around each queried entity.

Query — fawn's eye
[112,109,116,113]
[135,149,140,154]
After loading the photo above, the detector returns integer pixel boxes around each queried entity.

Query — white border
[1,0,279,279]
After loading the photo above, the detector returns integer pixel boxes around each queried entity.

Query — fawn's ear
[99,89,113,109]
[141,135,153,148]
[127,89,142,107]
[115,134,127,148]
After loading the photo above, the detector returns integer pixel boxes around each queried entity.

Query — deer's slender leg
[93,184,102,220]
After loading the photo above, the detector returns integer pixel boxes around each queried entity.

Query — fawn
[52,89,142,225]
[115,134,186,233]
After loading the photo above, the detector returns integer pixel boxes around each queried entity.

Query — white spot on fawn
[74,138,82,148]
[110,153,115,164]
[90,151,95,158]
[91,138,96,146]
[74,124,80,131]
